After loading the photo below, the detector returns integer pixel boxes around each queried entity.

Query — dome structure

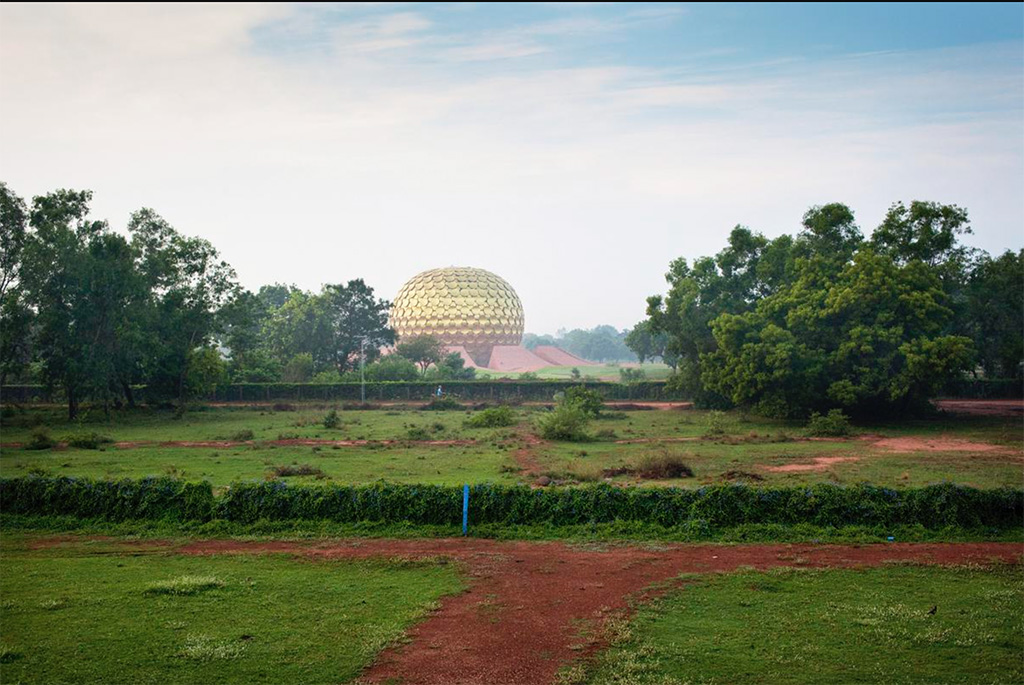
[390,267,524,367]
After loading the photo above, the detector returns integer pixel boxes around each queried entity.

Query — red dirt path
[171,538,1022,685]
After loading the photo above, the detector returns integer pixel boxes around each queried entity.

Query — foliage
[5,478,1019,531]
[805,409,852,437]
[63,431,113,450]
[281,353,313,383]
[432,352,476,380]
[536,402,591,441]
[0,476,214,521]
[702,410,728,437]
[364,355,419,382]
[269,464,326,478]
[630,451,694,479]
[966,250,1023,379]
[25,429,56,451]
[421,397,463,411]
[641,201,998,418]
[523,326,636,362]
[562,385,604,417]
[464,406,516,428]
[619,367,646,384]
[323,409,341,429]
[395,335,444,374]
[143,575,224,596]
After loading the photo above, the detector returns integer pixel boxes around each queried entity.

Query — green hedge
[2,478,1020,530]
[0,476,214,521]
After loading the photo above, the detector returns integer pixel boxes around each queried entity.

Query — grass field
[574,563,1024,685]
[0,534,464,684]
[1,404,1021,490]
[2,403,1024,489]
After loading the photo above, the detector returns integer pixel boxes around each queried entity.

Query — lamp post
[360,337,367,404]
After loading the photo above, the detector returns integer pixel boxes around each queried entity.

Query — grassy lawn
[1,406,1020,490]
[576,564,1024,684]
[0,534,464,684]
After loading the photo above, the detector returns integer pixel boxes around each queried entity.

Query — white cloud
[0,4,1020,334]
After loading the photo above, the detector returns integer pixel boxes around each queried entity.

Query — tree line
[633,201,1022,417]
[0,184,473,418]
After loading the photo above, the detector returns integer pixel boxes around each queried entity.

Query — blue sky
[1,3,1021,334]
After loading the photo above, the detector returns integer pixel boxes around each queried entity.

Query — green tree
[0,184,32,385]
[966,249,1023,379]
[396,335,445,374]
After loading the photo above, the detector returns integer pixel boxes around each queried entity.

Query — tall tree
[396,335,445,374]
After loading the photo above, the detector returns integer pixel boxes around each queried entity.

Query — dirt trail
[170,537,1022,685]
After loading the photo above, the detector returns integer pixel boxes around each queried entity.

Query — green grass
[474,362,674,381]
[0,533,464,683]
[2,406,1020,490]
[577,564,1024,684]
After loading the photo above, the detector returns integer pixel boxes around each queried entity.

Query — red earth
[164,537,1024,685]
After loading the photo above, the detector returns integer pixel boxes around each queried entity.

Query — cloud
[0,4,1020,334]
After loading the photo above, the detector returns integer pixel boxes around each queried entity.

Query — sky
[1,2,1022,335]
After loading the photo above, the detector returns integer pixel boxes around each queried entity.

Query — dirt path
[933,399,1023,417]
[170,538,1023,685]
[0,438,477,450]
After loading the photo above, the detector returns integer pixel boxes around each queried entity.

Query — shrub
[702,410,728,437]
[563,386,603,417]
[536,403,591,442]
[406,426,431,441]
[24,430,56,450]
[631,452,694,479]
[421,397,463,411]
[269,464,326,478]
[464,406,516,428]
[229,429,254,442]
[0,476,214,521]
[806,409,852,437]
[323,409,341,429]
[63,432,113,450]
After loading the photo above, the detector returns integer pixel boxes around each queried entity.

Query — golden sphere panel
[390,267,524,363]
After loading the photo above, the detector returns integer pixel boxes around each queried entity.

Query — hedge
[0,476,214,522]
[2,478,1020,530]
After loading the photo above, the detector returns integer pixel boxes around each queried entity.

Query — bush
[323,409,341,429]
[422,397,463,411]
[144,576,225,596]
[0,476,214,521]
[228,430,255,442]
[702,410,728,437]
[2,478,1021,531]
[24,430,56,450]
[536,403,591,442]
[806,409,852,437]
[464,406,516,428]
[631,452,694,479]
[62,431,114,450]
[563,386,603,417]
[269,464,326,478]
[405,426,431,441]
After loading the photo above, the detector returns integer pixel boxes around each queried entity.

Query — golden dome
[390,267,524,366]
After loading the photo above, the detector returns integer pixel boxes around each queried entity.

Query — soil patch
[933,399,1023,417]
[165,537,1023,685]
[765,456,860,473]
[872,437,1014,454]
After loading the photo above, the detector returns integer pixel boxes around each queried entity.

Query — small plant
[144,576,225,596]
[702,410,728,437]
[631,451,694,479]
[63,431,114,449]
[268,464,326,478]
[594,428,617,440]
[563,386,603,417]
[536,403,591,442]
[25,429,56,451]
[519,371,540,380]
[0,645,22,664]
[229,429,255,442]
[806,409,852,437]
[323,409,341,429]
[570,367,581,380]
[422,397,463,411]
[276,432,300,440]
[464,406,516,428]
[405,426,431,441]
